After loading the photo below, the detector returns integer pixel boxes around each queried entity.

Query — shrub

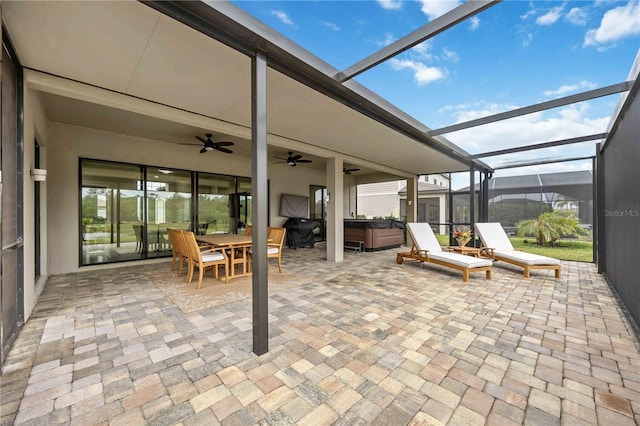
[516,211,590,246]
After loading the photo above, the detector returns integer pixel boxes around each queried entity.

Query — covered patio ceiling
[3,0,479,179]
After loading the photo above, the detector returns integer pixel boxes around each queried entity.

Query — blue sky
[233,0,639,186]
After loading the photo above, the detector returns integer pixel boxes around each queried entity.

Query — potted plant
[454,228,471,247]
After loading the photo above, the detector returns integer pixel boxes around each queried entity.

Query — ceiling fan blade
[195,136,207,144]
[199,147,208,154]
[296,159,312,163]
[291,154,303,161]
[274,156,288,161]
[179,142,202,146]
[272,160,286,164]
[215,141,234,147]
[215,146,233,154]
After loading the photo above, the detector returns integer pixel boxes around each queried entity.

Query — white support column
[326,157,343,262]
[406,176,418,223]
[439,194,446,235]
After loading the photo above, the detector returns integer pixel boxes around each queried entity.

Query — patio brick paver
[1,243,640,425]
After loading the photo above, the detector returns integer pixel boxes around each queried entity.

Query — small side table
[447,246,482,257]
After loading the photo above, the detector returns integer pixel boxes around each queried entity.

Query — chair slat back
[267,227,286,248]
[181,231,201,261]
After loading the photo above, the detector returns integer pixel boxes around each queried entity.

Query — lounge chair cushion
[494,250,561,266]
[407,222,442,253]
[475,223,514,251]
[429,252,493,268]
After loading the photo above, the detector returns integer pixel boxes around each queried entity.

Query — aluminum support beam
[470,133,608,159]
[595,143,606,273]
[592,155,598,267]
[469,163,476,246]
[429,81,633,136]
[448,174,454,245]
[336,1,500,83]
[491,155,594,170]
[251,51,269,355]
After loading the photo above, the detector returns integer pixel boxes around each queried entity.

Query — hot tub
[344,219,405,252]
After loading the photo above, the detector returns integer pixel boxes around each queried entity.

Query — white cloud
[522,33,533,47]
[565,7,589,25]
[469,16,480,31]
[441,102,610,161]
[536,5,564,25]
[377,0,402,10]
[520,8,539,21]
[442,47,460,63]
[412,41,435,60]
[271,10,293,26]
[418,0,461,21]
[543,80,598,98]
[389,58,446,85]
[584,0,640,48]
[322,21,340,31]
[376,33,396,47]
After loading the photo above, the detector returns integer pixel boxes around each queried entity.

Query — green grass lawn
[434,234,593,262]
[510,238,593,262]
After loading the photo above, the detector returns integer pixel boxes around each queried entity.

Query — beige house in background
[357,174,449,234]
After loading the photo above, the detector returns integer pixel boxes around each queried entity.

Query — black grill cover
[283,218,319,249]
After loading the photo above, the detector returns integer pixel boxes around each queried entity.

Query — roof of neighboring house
[398,181,449,196]
[455,170,593,200]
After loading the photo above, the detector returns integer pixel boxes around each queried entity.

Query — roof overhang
[3,0,486,177]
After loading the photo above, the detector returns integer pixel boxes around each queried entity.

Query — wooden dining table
[195,234,253,280]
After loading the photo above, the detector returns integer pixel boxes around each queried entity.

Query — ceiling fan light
[205,146,214,151]
[288,161,295,166]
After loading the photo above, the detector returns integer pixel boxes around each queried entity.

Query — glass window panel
[146,167,192,258]
[233,177,252,234]
[81,159,144,265]
[197,173,236,234]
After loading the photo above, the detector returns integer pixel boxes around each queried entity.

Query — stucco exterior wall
[45,122,329,275]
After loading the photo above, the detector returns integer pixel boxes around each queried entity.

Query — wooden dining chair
[167,229,188,276]
[181,230,229,288]
[248,226,286,273]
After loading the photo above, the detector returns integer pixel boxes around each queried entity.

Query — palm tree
[516,211,589,246]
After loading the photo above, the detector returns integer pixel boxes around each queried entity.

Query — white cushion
[201,252,224,262]
[248,247,279,255]
[429,252,492,268]
[494,250,561,266]
[407,223,442,253]
[475,223,514,251]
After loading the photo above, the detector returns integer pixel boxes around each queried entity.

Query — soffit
[4,0,470,175]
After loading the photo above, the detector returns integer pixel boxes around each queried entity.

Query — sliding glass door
[309,185,327,241]
[197,173,235,235]
[81,160,145,264]
[81,159,254,265]
[146,167,192,258]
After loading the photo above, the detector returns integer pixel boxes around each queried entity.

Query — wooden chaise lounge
[475,222,561,278]
[397,223,492,283]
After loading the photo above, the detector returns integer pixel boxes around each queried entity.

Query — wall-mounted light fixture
[31,168,47,182]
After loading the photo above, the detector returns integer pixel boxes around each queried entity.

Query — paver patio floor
[1,243,639,425]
